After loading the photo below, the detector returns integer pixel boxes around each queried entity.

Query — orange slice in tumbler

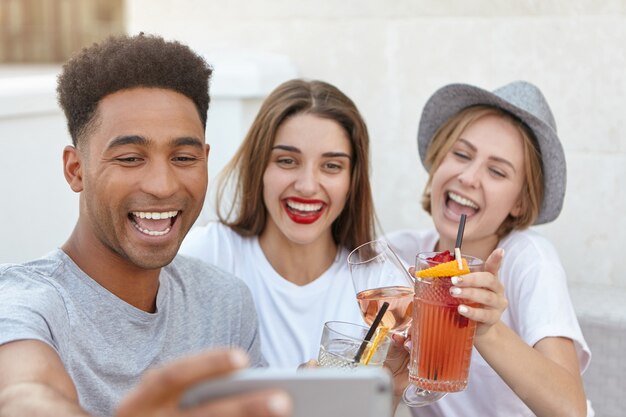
[415,258,469,278]
[360,326,389,365]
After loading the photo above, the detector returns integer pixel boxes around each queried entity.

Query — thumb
[484,248,504,276]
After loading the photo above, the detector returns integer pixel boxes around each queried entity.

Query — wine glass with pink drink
[347,240,415,334]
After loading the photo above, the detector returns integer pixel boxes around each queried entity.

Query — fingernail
[229,350,249,368]
[450,287,462,296]
[458,305,469,314]
[451,276,462,285]
[404,339,413,351]
[267,392,292,416]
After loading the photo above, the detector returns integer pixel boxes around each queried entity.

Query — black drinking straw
[455,214,467,253]
[353,301,389,363]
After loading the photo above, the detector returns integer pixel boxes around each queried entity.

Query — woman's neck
[258,226,338,286]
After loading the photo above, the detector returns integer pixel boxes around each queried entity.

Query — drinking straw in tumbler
[354,301,389,363]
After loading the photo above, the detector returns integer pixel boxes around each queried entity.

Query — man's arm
[0,340,87,417]
[0,341,291,417]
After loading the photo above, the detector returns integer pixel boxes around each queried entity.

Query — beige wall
[127,0,626,288]
[0,0,124,63]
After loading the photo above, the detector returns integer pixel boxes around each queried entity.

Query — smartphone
[180,367,393,417]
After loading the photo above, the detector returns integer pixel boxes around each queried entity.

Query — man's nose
[140,160,179,198]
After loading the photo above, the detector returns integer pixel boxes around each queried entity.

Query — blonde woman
[388,81,592,417]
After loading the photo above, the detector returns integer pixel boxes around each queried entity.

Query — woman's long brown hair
[216,79,376,250]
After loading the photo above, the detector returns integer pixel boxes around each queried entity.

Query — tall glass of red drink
[403,251,484,407]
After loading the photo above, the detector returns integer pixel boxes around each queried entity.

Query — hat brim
[417,83,566,225]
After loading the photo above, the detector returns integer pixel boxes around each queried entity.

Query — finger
[384,341,410,380]
[126,349,249,406]
[484,248,504,276]
[385,337,408,361]
[452,272,505,296]
[450,286,501,308]
[390,332,407,346]
[456,303,500,325]
[187,389,292,417]
[297,359,319,369]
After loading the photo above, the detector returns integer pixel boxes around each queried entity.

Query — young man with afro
[0,34,291,417]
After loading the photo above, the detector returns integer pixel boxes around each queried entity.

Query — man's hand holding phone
[115,349,292,417]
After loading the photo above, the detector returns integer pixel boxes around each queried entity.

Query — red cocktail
[408,251,483,392]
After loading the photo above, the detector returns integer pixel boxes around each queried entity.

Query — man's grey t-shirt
[0,249,265,416]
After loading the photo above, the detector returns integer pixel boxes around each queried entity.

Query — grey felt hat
[417,80,566,225]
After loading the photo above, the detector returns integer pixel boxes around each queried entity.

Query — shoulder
[166,256,258,331]
[0,254,70,348]
[384,228,438,263]
[166,255,252,299]
[498,229,568,295]
[180,222,244,257]
[184,221,241,244]
[0,253,66,297]
[385,228,438,247]
[499,229,562,266]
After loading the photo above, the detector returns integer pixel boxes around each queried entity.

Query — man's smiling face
[73,87,208,270]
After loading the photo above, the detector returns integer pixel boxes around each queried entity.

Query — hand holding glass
[403,252,484,407]
[348,240,414,334]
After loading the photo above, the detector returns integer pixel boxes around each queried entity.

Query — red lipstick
[283,198,326,225]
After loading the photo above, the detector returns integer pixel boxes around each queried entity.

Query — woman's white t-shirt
[180,222,365,368]
[386,228,592,417]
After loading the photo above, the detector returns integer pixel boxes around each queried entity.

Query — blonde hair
[216,79,376,250]
[421,106,543,238]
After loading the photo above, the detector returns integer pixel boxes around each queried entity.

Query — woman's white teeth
[448,192,478,209]
[132,211,178,219]
[286,201,322,212]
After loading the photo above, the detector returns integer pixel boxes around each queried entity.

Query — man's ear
[63,145,84,193]
[205,143,210,158]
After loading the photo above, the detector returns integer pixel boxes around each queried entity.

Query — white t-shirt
[386,228,592,417]
[180,222,365,368]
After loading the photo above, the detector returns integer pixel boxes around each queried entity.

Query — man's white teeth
[286,200,323,212]
[448,192,478,209]
[132,222,171,236]
[130,211,177,236]
[132,211,178,220]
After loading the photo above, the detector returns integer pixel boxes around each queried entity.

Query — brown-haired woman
[181,79,376,368]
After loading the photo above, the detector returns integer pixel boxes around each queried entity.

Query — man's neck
[61,229,161,313]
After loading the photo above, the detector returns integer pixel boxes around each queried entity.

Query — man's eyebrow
[105,136,205,150]
[172,136,205,149]
[106,135,148,149]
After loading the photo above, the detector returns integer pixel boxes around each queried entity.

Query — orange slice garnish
[415,258,469,278]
